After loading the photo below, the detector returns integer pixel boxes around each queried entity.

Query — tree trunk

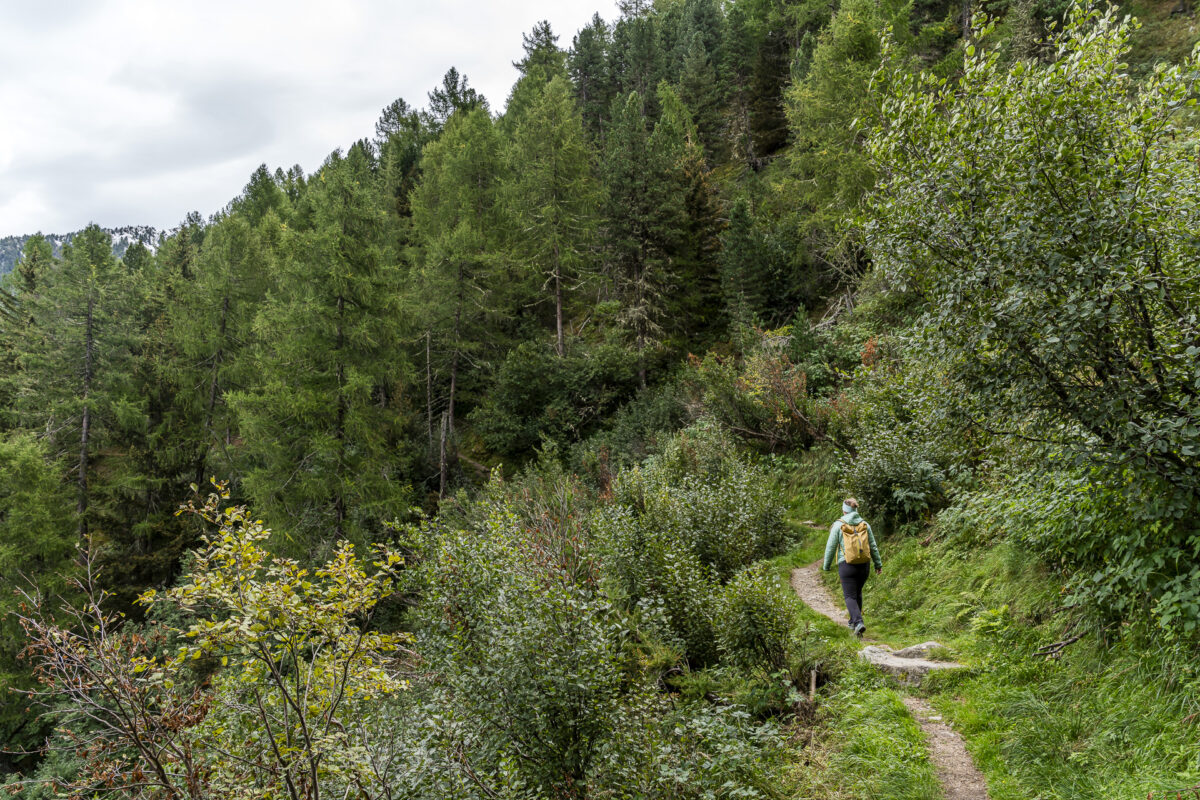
[554,257,565,358]
[78,292,95,537]
[195,292,229,488]
[334,294,346,538]
[441,271,464,499]
[426,329,434,456]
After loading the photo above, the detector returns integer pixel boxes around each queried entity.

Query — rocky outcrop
[858,642,966,684]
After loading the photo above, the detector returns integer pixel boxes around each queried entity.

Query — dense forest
[2,0,1199,797]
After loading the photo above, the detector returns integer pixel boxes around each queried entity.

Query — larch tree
[230,143,415,553]
[410,108,507,495]
[506,75,600,357]
[16,224,139,538]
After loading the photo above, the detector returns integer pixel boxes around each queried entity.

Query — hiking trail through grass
[790,559,990,800]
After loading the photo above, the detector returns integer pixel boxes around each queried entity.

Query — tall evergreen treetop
[426,67,489,129]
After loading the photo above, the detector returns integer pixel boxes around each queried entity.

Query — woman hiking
[822,498,882,637]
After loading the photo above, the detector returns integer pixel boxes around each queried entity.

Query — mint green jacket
[822,511,882,571]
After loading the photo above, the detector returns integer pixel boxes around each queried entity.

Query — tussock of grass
[786,660,942,800]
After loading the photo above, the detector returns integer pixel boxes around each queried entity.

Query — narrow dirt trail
[790,560,990,800]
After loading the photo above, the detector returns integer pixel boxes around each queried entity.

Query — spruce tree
[651,83,724,346]
[375,97,431,220]
[16,224,138,538]
[602,92,671,389]
[569,14,615,141]
[679,32,727,162]
[16,233,54,294]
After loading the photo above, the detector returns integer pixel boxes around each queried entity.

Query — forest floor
[790,560,990,800]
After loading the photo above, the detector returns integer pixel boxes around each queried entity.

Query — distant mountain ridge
[0,226,159,276]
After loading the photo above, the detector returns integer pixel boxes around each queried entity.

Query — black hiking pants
[837,561,871,629]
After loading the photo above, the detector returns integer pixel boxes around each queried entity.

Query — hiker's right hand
[875,567,883,575]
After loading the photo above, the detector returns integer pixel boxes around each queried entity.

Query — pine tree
[425,67,489,129]
[229,143,415,552]
[610,5,664,110]
[97,228,207,605]
[0,236,56,429]
[506,75,599,356]
[16,233,54,294]
[602,92,671,389]
[375,98,431,219]
[514,20,566,76]
[503,22,570,134]
[650,83,725,345]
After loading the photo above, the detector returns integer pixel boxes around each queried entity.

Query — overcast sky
[0,0,609,238]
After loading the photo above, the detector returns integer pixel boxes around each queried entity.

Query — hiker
[822,497,882,637]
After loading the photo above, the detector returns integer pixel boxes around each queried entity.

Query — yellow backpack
[840,521,871,565]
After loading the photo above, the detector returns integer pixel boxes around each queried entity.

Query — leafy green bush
[593,421,788,665]
[590,691,786,799]
[715,563,799,673]
[843,426,947,520]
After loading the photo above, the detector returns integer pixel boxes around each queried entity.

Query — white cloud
[0,0,610,236]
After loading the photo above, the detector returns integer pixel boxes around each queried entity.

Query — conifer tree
[506,76,599,357]
[610,4,664,109]
[230,144,415,551]
[679,32,726,161]
[98,229,207,605]
[425,67,489,130]
[16,233,54,294]
[411,109,507,494]
[0,236,55,428]
[17,225,138,537]
[569,14,615,141]
[514,20,566,76]
[0,430,75,765]
[651,83,724,345]
[603,92,671,389]
[375,97,431,220]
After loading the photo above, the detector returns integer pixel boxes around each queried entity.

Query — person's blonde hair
[844,497,859,509]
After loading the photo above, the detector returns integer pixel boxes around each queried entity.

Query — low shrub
[716,564,799,673]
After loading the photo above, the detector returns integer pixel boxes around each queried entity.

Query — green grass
[785,660,943,800]
[782,514,1200,799]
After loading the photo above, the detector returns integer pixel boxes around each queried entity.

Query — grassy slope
[777,489,1200,799]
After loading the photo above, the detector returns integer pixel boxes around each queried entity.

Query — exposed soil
[789,561,846,627]
[790,560,990,799]
[902,697,990,800]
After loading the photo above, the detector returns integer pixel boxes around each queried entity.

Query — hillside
[0,226,158,276]
[2,0,1200,798]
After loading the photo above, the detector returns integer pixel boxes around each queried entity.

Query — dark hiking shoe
[854,623,866,638]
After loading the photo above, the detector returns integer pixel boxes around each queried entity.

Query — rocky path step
[790,560,989,799]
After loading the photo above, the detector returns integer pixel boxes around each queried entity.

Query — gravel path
[902,697,991,800]
[790,560,990,799]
